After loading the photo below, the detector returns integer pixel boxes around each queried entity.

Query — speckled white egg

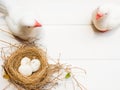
[18,64,32,77]
[30,59,41,72]
[21,57,31,65]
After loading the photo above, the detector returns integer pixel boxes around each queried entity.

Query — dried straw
[3,45,62,90]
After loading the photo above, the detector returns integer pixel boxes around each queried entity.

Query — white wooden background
[0,0,120,90]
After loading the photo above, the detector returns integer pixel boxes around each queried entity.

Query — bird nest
[3,45,62,90]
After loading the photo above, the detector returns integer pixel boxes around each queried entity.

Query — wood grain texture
[0,0,120,90]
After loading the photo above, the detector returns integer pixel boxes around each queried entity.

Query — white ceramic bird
[30,59,41,72]
[92,3,120,32]
[0,0,42,41]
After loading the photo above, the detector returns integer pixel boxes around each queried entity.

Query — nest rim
[4,46,48,89]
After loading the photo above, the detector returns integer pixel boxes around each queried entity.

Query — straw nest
[3,45,61,90]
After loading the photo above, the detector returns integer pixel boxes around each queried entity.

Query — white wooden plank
[1,23,120,59]
[0,0,120,90]
[39,25,120,59]
[87,60,120,90]
[4,0,120,24]
[1,60,120,90]
[60,60,120,90]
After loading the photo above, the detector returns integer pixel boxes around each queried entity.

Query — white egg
[21,57,31,65]
[30,59,41,72]
[18,64,32,77]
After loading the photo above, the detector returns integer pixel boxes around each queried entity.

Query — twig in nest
[1,47,6,61]
[63,64,87,90]
[0,39,19,48]
[0,28,17,40]
[0,28,12,35]
[72,74,87,90]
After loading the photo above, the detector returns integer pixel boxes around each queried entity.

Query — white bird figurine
[0,0,42,41]
[92,3,120,32]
